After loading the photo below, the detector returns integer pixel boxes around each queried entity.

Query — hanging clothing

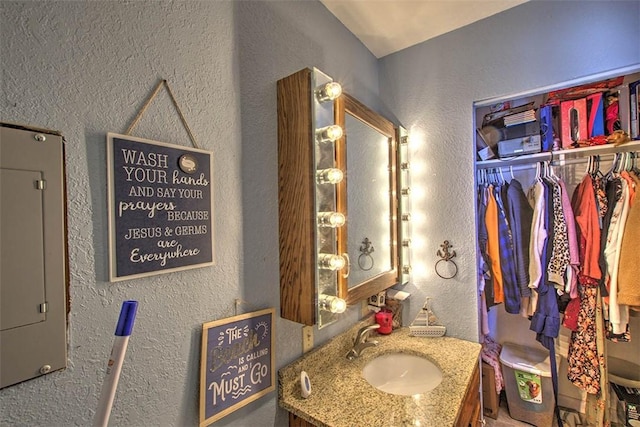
[603,175,631,338]
[485,185,504,304]
[506,179,533,302]
[494,184,521,314]
[477,185,495,308]
[530,177,559,347]
[480,291,491,336]
[618,171,640,307]
[562,296,580,331]
[567,173,603,394]
[477,185,494,336]
[583,287,609,426]
[528,179,563,427]
[547,178,570,291]
[567,276,601,393]
[525,179,547,317]
[598,177,621,299]
[527,180,547,290]
[559,179,580,299]
[475,151,637,427]
[572,174,602,280]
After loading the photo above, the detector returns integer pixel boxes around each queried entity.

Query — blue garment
[506,179,533,298]
[494,185,520,314]
[530,179,560,345]
[529,178,563,427]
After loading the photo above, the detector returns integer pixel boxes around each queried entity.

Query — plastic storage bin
[500,343,555,426]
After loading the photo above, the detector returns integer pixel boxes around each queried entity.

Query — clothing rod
[476,150,639,173]
[475,141,640,170]
[551,152,639,168]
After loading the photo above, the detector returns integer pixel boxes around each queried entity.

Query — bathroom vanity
[279,321,482,426]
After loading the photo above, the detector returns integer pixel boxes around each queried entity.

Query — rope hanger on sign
[124,79,200,149]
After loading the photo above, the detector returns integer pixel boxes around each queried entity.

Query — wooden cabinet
[277,68,317,326]
[455,362,482,427]
[482,361,500,420]
[288,412,316,427]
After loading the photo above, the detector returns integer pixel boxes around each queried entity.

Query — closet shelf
[476,140,640,170]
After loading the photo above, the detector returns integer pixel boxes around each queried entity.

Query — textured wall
[3,0,639,425]
[0,1,378,425]
[379,0,640,342]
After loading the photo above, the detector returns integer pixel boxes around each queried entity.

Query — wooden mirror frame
[336,93,399,305]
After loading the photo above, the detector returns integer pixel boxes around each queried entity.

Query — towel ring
[358,237,375,271]
[435,258,458,279]
[358,253,374,271]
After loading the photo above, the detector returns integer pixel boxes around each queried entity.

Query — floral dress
[567,174,609,426]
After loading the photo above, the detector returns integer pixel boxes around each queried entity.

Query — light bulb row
[399,133,412,280]
[315,77,348,316]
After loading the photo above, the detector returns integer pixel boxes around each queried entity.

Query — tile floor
[484,396,533,427]
[484,394,562,427]
[484,396,602,427]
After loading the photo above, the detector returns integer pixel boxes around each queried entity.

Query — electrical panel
[1,123,67,388]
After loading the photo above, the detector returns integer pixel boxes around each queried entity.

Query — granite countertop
[278,321,481,427]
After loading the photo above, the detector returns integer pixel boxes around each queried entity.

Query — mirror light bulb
[316,168,344,185]
[319,294,347,314]
[315,82,342,102]
[316,125,343,143]
[317,212,346,228]
[318,253,346,271]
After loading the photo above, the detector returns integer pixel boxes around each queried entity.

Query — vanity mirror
[277,68,407,329]
[335,94,399,305]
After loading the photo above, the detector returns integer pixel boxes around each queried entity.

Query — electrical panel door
[1,168,47,329]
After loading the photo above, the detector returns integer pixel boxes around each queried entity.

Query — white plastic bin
[500,342,555,426]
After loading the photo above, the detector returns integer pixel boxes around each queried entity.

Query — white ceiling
[320,0,529,58]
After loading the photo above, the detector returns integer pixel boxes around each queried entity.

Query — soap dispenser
[375,309,393,334]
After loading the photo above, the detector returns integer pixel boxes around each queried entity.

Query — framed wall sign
[199,308,275,426]
[107,133,214,281]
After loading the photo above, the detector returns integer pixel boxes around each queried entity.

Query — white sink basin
[362,353,443,396]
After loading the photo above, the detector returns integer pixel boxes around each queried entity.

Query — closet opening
[473,65,640,426]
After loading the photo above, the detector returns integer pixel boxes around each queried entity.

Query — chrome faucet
[346,323,380,360]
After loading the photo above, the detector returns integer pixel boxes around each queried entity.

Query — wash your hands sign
[107,133,214,281]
